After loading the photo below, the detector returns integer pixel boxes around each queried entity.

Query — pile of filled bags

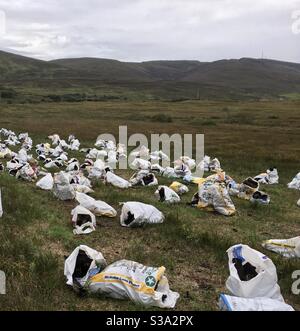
[1,127,299,310]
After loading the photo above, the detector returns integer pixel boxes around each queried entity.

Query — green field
[0,99,300,311]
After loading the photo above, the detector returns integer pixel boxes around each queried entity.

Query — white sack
[88,259,179,309]
[288,172,300,190]
[262,237,300,258]
[75,192,117,217]
[162,167,180,178]
[131,158,151,170]
[53,171,76,201]
[254,168,279,185]
[196,180,236,216]
[169,182,189,195]
[219,294,294,311]
[226,244,283,301]
[71,206,96,235]
[105,171,131,189]
[129,170,158,187]
[72,184,94,194]
[198,155,221,172]
[36,173,54,191]
[154,186,180,204]
[64,245,107,286]
[120,201,164,227]
[179,156,196,170]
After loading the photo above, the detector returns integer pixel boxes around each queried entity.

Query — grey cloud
[0,0,299,62]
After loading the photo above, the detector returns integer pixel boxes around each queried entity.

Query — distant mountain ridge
[1,49,300,100]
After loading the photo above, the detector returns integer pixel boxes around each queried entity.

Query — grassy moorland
[0,99,299,311]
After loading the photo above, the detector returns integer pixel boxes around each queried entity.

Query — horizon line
[1,48,300,65]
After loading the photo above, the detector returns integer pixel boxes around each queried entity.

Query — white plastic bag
[71,206,96,235]
[228,177,259,200]
[70,139,80,151]
[179,156,196,170]
[262,237,300,258]
[72,184,94,194]
[64,245,107,286]
[89,260,179,309]
[250,191,270,205]
[267,168,279,184]
[254,168,279,185]
[162,167,180,178]
[219,294,294,311]
[36,173,54,191]
[53,171,76,201]
[198,155,221,172]
[174,163,191,178]
[226,244,283,301]
[288,172,300,190]
[196,180,236,216]
[75,192,117,217]
[151,163,165,175]
[130,145,149,159]
[16,163,37,182]
[44,160,59,169]
[120,201,164,227]
[154,186,180,204]
[131,158,151,170]
[169,182,189,195]
[105,171,131,189]
[129,170,158,187]
[64,246,179,308]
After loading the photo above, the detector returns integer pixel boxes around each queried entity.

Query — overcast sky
[0,0,299,62]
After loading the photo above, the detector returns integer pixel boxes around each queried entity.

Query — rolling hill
[1,49,300,100]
